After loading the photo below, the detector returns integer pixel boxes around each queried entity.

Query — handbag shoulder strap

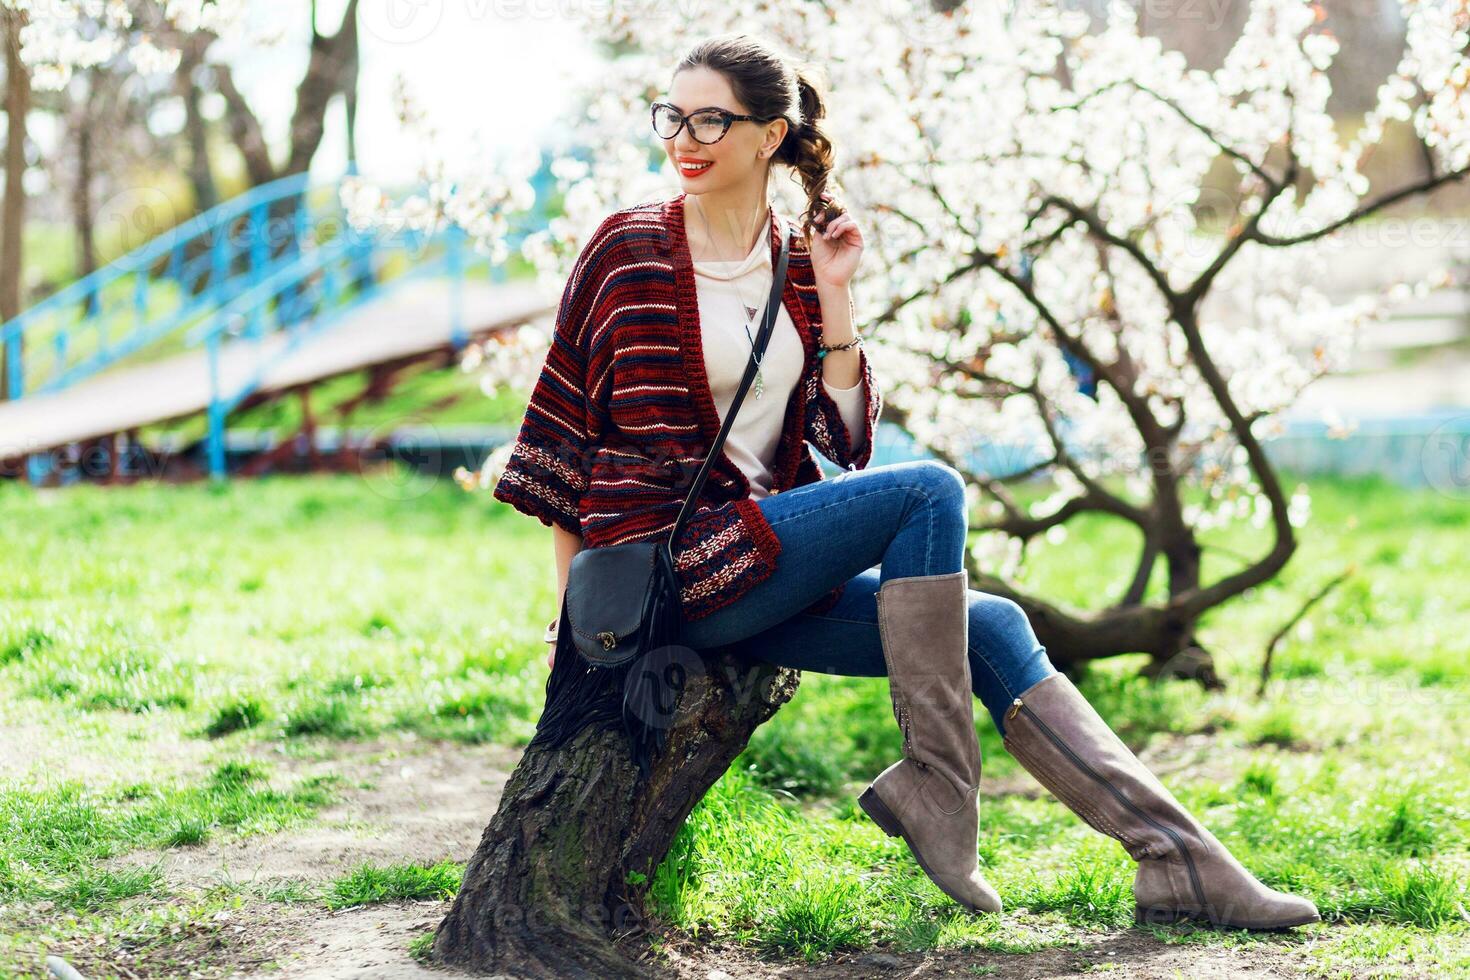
[664,214,792,559]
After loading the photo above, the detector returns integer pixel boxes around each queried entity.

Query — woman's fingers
[821,214,855,241]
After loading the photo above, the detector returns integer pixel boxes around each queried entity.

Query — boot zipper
[1009,696,1208,914]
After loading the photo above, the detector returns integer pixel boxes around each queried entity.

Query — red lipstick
[676,155,715,177]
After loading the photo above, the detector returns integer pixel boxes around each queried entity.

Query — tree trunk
[178,41,218,211]
[2,6,30,400]
[213,62,276,186]
[283,0,359,178]
[73,109,96,279]
[433,651,799,978]
[209,1,359,183]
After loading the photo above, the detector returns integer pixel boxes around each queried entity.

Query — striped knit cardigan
[492,191,883,623]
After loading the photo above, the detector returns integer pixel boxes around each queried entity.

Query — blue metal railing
[1,155,559,482]
[2,170,343,400]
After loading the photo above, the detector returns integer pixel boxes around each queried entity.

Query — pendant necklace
[735,210,775,399]
[738,287,771,399]
[707,249,772,400]
[693,195,773,399]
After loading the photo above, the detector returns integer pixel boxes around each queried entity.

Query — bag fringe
[618,582,683,778]
[527,590,685,780]
[526,599,626,751]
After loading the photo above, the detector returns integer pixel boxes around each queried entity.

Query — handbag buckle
[596,631,618,650]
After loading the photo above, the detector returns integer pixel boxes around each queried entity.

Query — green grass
[0,473,554,751]
[0,467,1467,976]
[323,860,464,910]
[0,760,339,910]
[408,928,437,962]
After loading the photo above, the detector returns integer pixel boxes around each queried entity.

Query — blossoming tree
[387,0,1470,972]
[444,0,1468,692]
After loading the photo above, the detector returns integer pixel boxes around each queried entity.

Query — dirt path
[113,736,521,891]
[95,734,518,979]
[70,734,1355,979]
[647,926,1327,979]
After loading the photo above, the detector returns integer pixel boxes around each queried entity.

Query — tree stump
[432,650,800,978]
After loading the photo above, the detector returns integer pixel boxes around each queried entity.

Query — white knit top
[693,214,868,500]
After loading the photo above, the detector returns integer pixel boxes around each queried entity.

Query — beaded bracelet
[817,335,863,359]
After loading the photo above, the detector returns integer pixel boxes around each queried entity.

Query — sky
[213,0,607,185]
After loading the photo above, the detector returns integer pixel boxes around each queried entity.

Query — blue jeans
[681,459,1058,737]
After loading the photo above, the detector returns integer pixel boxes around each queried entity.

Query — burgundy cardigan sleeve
[805,341,882,470]
[491,219,613,533]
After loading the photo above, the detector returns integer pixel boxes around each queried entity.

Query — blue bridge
[0,166,558,484]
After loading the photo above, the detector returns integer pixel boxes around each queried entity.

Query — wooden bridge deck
[0,278,556,458]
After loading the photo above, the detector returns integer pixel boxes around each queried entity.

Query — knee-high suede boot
[858,570,1003,914]
[1002,672,1320,930]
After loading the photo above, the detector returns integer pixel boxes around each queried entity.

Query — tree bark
[209,1,359,186]
[177,39,218,211]
[284,0,359,177]
[72,79,96,279]
[213,62,276,186]
[433,651,800,978]
[2,5,30,400]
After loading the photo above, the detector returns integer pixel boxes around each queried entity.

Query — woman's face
[659,67,785,193]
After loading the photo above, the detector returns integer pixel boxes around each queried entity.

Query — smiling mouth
[679,160,714,174]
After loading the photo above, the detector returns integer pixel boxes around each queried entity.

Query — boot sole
[1134,905,1321,931]
[858,786,993,915]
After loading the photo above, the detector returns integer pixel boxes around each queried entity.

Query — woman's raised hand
[807,196,863,290]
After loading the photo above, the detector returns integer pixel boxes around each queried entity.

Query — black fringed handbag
[527,216,793,778]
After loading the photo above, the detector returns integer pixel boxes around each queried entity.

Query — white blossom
[2,0,245,89]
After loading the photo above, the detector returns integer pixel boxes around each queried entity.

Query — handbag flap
[565,541,661,647]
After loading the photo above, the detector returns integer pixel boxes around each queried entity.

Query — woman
[493,32,1319,931]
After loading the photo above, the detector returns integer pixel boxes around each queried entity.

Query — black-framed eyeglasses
[650,101,777,145]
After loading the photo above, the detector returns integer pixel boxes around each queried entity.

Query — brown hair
[672,32,845,240]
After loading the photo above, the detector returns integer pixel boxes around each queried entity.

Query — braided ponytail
[671,34,847,241]
[778,69,847,241]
